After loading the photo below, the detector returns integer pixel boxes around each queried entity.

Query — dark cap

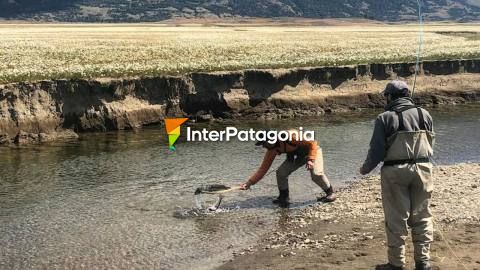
[382,80,410,97]
[254,128,273,146]
[255,141,264,146]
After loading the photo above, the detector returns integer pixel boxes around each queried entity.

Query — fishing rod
[412,0,424,99]
[414,6,469,265]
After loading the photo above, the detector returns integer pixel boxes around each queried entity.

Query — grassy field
[1,23,480,84]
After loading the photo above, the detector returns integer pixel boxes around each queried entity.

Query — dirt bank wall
[1,59,479,144]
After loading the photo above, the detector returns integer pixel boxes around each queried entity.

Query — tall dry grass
[1,23,479,83]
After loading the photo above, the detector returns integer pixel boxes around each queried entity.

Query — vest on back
[384,106,435,165]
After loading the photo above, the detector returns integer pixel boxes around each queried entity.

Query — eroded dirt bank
[1,59,480,144]
[218,163,480,270]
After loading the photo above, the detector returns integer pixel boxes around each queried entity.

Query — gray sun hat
[382,80,410,97]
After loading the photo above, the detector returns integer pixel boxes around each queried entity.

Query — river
[1,104,479,270]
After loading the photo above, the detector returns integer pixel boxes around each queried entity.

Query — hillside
[1,0,480,22]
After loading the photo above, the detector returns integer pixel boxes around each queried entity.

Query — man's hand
[306,160,314,170]
[359,166,368,175]
[240,183,251,190]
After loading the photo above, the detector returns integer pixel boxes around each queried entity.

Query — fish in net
[194,185,242,211]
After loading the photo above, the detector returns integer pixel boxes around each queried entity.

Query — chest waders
[380,106,435,268]
[272,141,306,207]
[274,141,334,207]
[384,105,435,166]
[285,141,309,164]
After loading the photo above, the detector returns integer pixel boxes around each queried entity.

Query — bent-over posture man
[240,130,336,207]
[360,80,435,270]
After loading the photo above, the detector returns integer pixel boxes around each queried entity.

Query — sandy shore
[218,163,480,270]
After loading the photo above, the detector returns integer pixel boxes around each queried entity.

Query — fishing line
[412,0,425,98]
[432,219,470,270]
[429,156,470,270]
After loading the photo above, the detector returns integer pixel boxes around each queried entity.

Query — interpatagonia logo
[164,118,315,151]
[164,118,188,151]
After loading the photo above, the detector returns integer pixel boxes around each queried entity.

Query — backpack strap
[417,107,427,131]
[392,105,416,131]
[390,105,427,131]
[275,141,290,154]
[285,140,296,146]
[397,110,405,131]
[274,141,282,154]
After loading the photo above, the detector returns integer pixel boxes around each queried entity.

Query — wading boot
[272,189,290,208]
[415,262,432,270]
[317,186,336,203]
[375,263,405,270]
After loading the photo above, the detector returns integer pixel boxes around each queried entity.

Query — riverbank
[1,59,480,145]
[218,163,480,270]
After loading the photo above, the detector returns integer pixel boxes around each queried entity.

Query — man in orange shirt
[240,131,336,207]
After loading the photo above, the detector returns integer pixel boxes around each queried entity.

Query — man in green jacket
[360,80,435,270]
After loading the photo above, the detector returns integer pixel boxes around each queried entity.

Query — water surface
[1,104,479,270]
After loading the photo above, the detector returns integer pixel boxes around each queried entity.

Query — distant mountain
[1,0,480,22]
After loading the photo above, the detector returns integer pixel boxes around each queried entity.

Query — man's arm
[424,109,434,132]
[244,149,277,188]
[360,116,386,175]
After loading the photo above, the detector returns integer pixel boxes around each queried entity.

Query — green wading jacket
[361,97,434,174]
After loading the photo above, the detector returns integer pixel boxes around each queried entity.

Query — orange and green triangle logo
[164,118,188,151]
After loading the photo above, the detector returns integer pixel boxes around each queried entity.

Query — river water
[1,105,479,270]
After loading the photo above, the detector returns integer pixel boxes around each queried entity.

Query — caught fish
[194,184,242,210]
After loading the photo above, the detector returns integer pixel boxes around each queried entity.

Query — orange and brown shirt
[247,137,318,186]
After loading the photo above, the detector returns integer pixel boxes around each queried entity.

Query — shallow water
[1,104,479,270]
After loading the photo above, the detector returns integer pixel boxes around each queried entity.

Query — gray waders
[381,106,435,268]
[275,148,333,207]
